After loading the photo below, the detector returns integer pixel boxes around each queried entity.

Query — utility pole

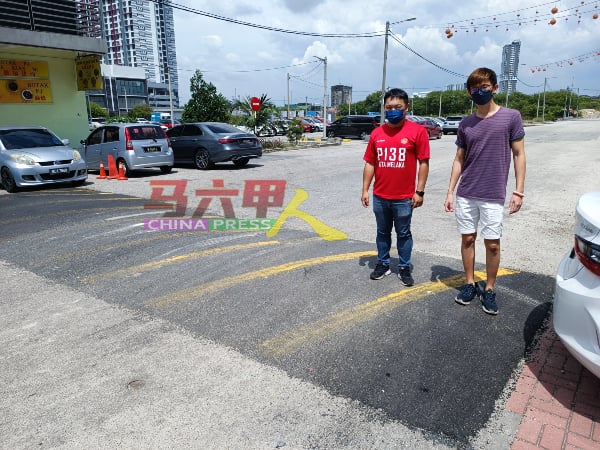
[379,21,390,125]
[314,56,327,139]
[167,67,174,127]
[286,73,290,119]
[542,77,547,123]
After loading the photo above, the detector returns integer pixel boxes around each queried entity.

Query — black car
[166,122,262,170]
[326,115,381,139]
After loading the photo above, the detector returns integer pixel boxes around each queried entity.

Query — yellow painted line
[84,240,281,284]
[147,250,377,308]
[259,268,519,356]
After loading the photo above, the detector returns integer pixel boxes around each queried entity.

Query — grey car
[167,122,262,170]
[0,126,87,193]
[79,123,173,176]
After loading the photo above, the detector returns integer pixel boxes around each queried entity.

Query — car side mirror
[80,139,86,145]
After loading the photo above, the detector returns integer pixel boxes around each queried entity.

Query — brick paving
[508,314,600,449]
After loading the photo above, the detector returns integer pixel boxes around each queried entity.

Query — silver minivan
[80,123,174,176]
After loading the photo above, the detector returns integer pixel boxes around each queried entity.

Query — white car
[553,192,600,378]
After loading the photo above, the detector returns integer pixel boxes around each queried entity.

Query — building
[500,40,521,95]
[98,0,179,107]
[330,85,352,109]
[87,63,147,116]
[0,0,106,144]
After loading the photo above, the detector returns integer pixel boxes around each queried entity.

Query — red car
[408,116,442,139]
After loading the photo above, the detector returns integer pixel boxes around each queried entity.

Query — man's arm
[412,158,429,208]
[509,137,526,214]
[361,162,375,208]
[444,147,465,212]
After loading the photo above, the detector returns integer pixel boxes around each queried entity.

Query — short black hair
[384,88,409,104]
[466,67,498,90]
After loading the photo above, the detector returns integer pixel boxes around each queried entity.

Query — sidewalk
[507,313,600,449]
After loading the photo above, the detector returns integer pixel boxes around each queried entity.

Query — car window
[166,126,182,138]
[446,116,463,121]
[128,125,164,140]
[104,126,120,143]
[87,128,103,145]
[205,123,241,134]
[182,125,202,137]
[0,128,64,149]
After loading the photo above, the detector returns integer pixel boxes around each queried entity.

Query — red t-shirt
[363,120,430,200]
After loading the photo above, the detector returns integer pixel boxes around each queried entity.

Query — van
[326,115,381,139]
[79,123,174,176]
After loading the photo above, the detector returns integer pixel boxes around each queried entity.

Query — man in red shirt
[361,88,430,286]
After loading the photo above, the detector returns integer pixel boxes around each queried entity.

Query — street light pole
[542,77,547,123]
[314,56,328,139]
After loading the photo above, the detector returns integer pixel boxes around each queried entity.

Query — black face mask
[470,89,493,105]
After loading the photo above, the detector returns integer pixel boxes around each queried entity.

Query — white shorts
[455,196,504,239]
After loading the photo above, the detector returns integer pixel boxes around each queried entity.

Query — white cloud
[172,0,600,105]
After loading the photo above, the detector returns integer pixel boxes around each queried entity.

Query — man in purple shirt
[444,67,526,315]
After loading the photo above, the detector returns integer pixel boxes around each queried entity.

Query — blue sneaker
[455,283,481,305]
[481,289,499,315]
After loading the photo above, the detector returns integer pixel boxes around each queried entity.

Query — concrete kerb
[263,136,345,153]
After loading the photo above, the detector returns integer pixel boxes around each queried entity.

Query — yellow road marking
[146,250,377,308]
[84,240,281,283]
[258,268,519,356]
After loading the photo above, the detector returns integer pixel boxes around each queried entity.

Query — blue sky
[170,0,600,106]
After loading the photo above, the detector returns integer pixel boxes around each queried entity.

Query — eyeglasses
[470,84,493,94]
[384,104,405,111]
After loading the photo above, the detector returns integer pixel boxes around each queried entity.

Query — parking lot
[1,119,599,448]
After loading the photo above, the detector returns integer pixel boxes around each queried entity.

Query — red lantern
[549,18,557,25]
[445,28,451,34]
[593,13,599,19]
[446,32,453,38]
[551,6,559,14]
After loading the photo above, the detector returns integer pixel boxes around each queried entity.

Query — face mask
[470,89,493,105]
[385,109,404,124]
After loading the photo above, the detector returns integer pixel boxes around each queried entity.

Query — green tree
[89,101,108,118]
[232,94,277,129]
[182,70,231,122]
[128,103,153,121]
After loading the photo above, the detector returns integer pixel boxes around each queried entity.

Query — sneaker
[455,283,481,305]
[398,267,414,286]
[370,262,391,280]
[481,289,499,315]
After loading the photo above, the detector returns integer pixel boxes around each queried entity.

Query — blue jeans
[372,195,413,269]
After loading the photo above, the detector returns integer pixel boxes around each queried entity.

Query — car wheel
[359,131,367,140]
[443,131,448,135]
[160,166,172,174]
[1,167,18,193]
[194,148,213,170]
[233,158,249,168]
[327,130,335,138]
[436,133,442,139]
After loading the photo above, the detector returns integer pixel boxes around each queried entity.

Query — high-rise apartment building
[330,85,352,109]
[99,0,178,107]
[500,40,521,95]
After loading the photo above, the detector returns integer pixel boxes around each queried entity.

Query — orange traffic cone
[117,161,128,180]
[97,160,107,179]
[107,154,118,179]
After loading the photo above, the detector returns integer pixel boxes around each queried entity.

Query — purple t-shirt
[455,107,525,203]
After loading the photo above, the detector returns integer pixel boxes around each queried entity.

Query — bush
[286,123,304,143]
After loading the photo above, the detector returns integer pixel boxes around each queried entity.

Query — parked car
[0,126,87,193]
[157,118,181,129]
[326,115,381,139]
[88,117,106,131]
[79,123,173,177]
[304,117,323,132]
[553,191,600,378]
[442,115,464,135]
[407,117,442,139]
[166,122,262,170]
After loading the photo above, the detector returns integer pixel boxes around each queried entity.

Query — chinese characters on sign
[144,179,348,241]
[0,59,52,103]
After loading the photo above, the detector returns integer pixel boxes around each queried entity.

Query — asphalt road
[1,119,599,449]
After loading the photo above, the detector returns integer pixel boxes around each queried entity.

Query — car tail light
[161,129,172,149]
[574,236,600,276]
[124,127,134,151]
[218,138,237,144]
